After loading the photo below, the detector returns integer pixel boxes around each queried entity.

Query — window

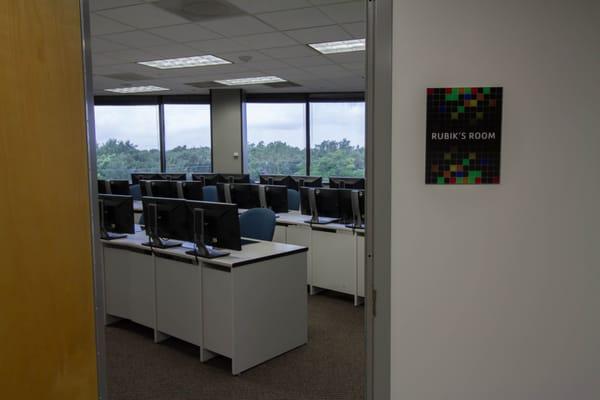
[310,102,365,181]
[246,103,307,181]
[164,104,212,173]
[95,105,160,180]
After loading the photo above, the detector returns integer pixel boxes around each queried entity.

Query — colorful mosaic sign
[426,87,503,184]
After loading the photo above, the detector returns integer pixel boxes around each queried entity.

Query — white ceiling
[89,0,366,95]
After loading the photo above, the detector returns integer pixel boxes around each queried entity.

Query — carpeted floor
[106,291,365,400]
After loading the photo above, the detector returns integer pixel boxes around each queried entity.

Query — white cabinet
[356,234,365,298]
[286,224,312,285]
[273,224,287,243]
[311,228,356,296]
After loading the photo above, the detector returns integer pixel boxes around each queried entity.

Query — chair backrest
[130,184,142,200]
[239,208,277,241]
[287,188,300,211]
[202,185,218,202]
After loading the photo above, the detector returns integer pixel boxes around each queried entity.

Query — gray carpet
[106,291,365,400]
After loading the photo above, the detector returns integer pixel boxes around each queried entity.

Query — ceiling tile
[147,24,222,42]
[260,45,318,59]
[303,64,356,78]
[233,32,298,50]
[198,16,275,37]
[256,8,334,30]
[284,25,352,44]
[325,51,365,64]
[142,44,200,59]
[187,38,249,53]
[342,21,366,38]
[215,50,272,64]
[283,55,334,67]
[101,48,156,63]
[97,3,189,29]
[90,0,145,11]
[91,14,135,35]
[226,0,311,14]
[102,30,173,48]
[308,0,351,5]
[319,1,365,24]
[92,53,123,66]
[91,37,130,53]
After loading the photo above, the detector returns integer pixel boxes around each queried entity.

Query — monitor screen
[329,177,365,189]
[290,176,322,190]
[98,194,135,237]
[191,173,220,186]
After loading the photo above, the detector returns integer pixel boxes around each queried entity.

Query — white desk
[102,230,308,375]
[270,211,366,306]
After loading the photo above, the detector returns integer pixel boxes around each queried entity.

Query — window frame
[245,92,365,177]
[94,95,212,174]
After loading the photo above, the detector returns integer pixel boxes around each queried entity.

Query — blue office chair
[203,185,218,202]
[287,189,300,211]
[130,184,142,200]
[239,208,276,241]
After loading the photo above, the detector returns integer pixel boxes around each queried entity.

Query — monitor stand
[141,202,181,248]
[142,236,182,249]
[303,188,339,225]
[185,208,230,258]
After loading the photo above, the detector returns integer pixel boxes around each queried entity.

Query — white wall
[390,1,600,399]
[211,89,245,173]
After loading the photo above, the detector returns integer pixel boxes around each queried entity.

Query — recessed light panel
[105,86,170,94]
[138,55,231,69]
[214,76,287,86]
[308,39,366,54]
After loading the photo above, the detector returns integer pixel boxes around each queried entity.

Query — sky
[94,102,365,151]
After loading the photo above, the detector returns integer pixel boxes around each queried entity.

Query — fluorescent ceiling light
[308,38,366,54]
[104,86,170,94]
[138,55,231,69]
[214,76,287,86]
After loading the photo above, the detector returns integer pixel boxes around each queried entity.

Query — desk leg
[309,285,323,295]
[354,295,364,307]
[200,348,217,363]
[104,314,123,326]
[154,331,170,343]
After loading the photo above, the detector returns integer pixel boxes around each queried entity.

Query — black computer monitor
[217,183,261,209]
[131,173,161,185]
[141,197,188,248]
[191,173,220,186]
[146,180,179,198]
[98,179,109,194]
[185,200,242,257]
[180,181,204,201]
[218,173,250,184]
[329,176,365,189]
[300,187,312,215]
[109,180,131,195]
[158,173,187,181]
[260,175,292,188]
[314,188,341,218]
[98,194,135,240]
[290,175,322,190]
[300,187,340,224]
[338,189,365,228]
[263,185,288,213]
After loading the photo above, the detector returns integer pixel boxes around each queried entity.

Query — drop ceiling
[90,0,366,95]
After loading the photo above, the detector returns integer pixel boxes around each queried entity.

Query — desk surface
[102,229,307,268]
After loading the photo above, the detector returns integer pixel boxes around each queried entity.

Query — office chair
[239,208,276,241]
[130,184,142,200]
[287,189,300,211]
[202,185,218,202]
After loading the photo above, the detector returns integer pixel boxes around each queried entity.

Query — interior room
[4,1,598,400]
[90,1,367,399]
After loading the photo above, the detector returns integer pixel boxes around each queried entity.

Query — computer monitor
[191,173,220,186]
[131,173,161,185]
[109,180,131,195]
[141,197,188,248]
[98,179,109,194]
[262,185,288,213]
[158,173,187,181]
[259,175,292,188]
[185,200,242,258]
[290,175,322,190]
[300,188,340,224]
[146,180,179,198]
[98,194,135,240]
[180,181,204,201]
[218,173,250,184]
[217,183,261,209]
[338,189,365,228]
[329,176,365,189]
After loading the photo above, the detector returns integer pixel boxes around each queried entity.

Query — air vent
[264,81,302,88]
[103,73,153,81]
[185,81,227,89]
[154,0,247,22]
